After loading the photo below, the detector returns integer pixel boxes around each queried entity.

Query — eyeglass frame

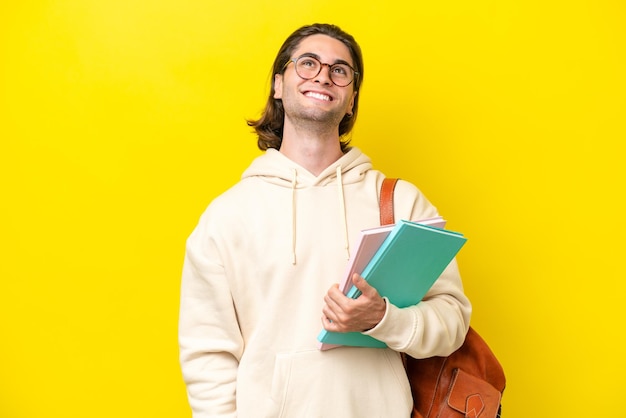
[282,54,360,87]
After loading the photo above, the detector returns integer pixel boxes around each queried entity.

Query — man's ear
[273,74,283,99]
[347,90,357,115]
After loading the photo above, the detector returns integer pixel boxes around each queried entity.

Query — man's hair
[247,23,364,152]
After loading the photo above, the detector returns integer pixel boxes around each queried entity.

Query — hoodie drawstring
[336,166,350,261]
[291,169,298,265]
[289,166,350,265]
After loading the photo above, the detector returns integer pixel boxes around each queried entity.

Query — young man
[179,23,471,418]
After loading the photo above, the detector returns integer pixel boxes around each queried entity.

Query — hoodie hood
[241,147,373,264]
[241,147,372,187]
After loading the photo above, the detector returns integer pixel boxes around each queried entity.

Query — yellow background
[1,0,624,417]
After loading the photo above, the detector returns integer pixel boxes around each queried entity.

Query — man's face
[274,34,357,130]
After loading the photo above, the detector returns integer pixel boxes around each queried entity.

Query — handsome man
[179,23,471,418]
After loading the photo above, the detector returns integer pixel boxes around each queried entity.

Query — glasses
[284,54,359,87]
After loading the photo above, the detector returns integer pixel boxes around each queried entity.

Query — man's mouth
[304,91,333,102]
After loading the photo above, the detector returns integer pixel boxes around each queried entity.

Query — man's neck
[279,123,344,176]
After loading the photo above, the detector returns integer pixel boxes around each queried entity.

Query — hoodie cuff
[362,297,418,350]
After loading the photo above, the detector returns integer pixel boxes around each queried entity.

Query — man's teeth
[305,92,331,101]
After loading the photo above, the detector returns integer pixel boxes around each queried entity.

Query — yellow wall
[1,1,624,417]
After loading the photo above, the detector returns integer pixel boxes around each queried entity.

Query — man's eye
[332,65,349,76]
[300,58,317,67]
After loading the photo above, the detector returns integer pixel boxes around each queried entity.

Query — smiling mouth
[304,91,333,101]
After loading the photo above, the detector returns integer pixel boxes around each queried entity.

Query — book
[336,216,447,295]
[318,217,446,351]
[317,219,466,350]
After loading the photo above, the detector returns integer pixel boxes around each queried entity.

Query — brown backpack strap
[379,178,399,226]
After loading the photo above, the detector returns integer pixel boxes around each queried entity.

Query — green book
[317,219,467,349]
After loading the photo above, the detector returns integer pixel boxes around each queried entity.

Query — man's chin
[293,108,344,125]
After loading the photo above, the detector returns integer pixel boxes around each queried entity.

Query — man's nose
[313,64,333,85]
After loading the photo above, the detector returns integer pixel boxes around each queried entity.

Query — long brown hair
[247,23,364,152]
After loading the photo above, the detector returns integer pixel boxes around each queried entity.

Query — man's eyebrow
[332,58,352,67]
[299,52,320,60]
[299,52,353,67]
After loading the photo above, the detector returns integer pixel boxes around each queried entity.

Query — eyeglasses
[284,54,359,87]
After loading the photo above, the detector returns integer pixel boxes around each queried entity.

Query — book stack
[318,218,467,350]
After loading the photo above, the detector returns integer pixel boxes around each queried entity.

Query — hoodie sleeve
[363,259,471,358]
[363,179,472,358]
[178,211,243,418]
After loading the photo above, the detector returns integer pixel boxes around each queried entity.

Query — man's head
[248,23,364,151]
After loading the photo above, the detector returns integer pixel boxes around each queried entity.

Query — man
[179,23,471,418]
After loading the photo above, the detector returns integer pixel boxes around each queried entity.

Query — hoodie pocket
[266,352,290,417]
[265,348,412,418]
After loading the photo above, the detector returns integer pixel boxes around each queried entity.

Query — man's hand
[321,273,386,333]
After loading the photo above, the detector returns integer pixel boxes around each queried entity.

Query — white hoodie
[179,147,471,418]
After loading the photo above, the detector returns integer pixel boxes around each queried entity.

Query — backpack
[380,178,506,418]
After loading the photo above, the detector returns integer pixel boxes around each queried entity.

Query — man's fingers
[352,273,377,298]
